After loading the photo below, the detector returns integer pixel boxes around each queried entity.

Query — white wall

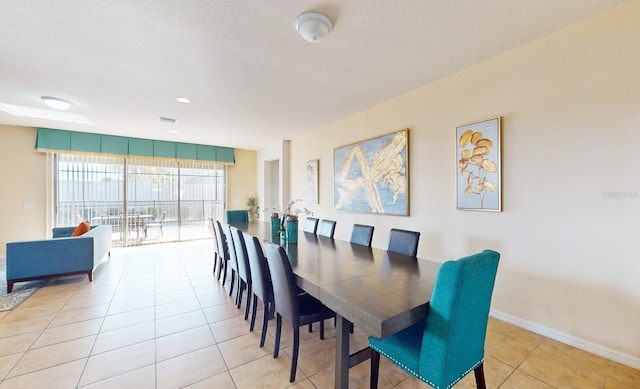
[271,2,640,367]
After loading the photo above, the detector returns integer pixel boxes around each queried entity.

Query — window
[53,153,224,246]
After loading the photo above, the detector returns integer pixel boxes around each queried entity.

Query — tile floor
[0,241,638,388]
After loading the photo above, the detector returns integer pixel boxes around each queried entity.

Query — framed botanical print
[456,117,502,211]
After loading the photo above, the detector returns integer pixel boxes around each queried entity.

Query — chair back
[214,220,229,261]
[263,242,300,327]
[221,224,238,271]
[420,250,500,387]
[242,232,272,303]
[232,226,251,284]
[226,210,249,223]
[387,228,420,257]
[317,219,336,238]
[303,217,319,234]
[350,224,374,247]
[209,218,219,256]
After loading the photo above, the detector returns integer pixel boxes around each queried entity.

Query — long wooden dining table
[234,222,442,389]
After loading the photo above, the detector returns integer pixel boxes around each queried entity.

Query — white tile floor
[0,241,638,388]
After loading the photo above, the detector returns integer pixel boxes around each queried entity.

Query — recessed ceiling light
[176,97,191,104]
[0,102,94,125]
[169,130,179,134]
[41,96,73,110]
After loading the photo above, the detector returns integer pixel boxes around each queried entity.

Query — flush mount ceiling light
[41,96,73,110]
[176,97,191,104]
[295,11,333,43]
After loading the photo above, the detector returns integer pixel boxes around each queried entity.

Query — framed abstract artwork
[305,159,319,205]
[334,129,409,215]
[456,116,502,211]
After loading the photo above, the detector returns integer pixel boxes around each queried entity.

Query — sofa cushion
[71,221,91,237]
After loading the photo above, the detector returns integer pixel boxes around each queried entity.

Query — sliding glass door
[54,153,224,247]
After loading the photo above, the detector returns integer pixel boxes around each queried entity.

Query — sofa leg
[7,281,13,293]
[88,272,93,282]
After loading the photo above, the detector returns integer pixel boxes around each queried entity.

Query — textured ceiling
[0,0,628,150]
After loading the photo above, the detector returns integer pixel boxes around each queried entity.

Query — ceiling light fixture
[41,96,73,110]
[176,97,191,104]
[295,11,333,43]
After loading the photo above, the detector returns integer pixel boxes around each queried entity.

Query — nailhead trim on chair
[370,345,483,389]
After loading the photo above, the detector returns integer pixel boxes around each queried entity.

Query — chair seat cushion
[369,320,426,381]
[298,294,334,326]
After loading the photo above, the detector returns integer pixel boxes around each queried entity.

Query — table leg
[335,314,350,389]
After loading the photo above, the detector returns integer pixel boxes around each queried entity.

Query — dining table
[234,222,442,389]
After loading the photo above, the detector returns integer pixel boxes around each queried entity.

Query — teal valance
[35,128,235,164]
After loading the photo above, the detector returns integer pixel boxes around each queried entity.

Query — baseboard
[490,309,640,369]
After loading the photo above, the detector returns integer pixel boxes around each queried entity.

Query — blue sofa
[6,225,112,293]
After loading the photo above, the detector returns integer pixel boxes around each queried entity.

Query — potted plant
[246,196,260,222]
[263,206,282,235]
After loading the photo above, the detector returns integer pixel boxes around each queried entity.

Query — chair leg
[319,319,325,339]
[244,284,252,320]
[236,280,244,308]
[228,269,235,296]
[216,257,224,280]
[474,364,486,389]
[290,327,299,382]
[249,294,258,331]
[219,259,227,282]
[370,349,380,389]
[274,314,282,357]
[260,301,269,348]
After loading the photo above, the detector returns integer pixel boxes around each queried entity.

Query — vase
[286,220,298,244]
[270,216,280,235]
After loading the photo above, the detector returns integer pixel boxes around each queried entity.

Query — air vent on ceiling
[159,116,177,124]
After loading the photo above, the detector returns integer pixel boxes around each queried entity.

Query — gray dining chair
[231,226,252,319]
[317,219,336,238]
[242,231,274,348]
[350,224,374,247]
[264,242,335,382]
[221,223,240,298]
[387,228,420,257]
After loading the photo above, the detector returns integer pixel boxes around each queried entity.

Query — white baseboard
[490,309,640,370]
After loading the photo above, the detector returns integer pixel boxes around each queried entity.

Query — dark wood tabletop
[235,221,442,388]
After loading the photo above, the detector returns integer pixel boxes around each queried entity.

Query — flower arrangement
[283,199,313,221]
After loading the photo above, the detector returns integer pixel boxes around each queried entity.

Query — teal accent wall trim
[35,128,235,163]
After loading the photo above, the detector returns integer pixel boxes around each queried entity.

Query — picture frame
[456,116,502,211]
[305,159,319,205]
[333,129,409,215]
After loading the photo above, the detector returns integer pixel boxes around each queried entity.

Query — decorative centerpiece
[281,199,313,244]
[270,212,281,236]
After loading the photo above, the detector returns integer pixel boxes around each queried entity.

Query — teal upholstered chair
[369,250,500,389]
[226,210,249,223]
